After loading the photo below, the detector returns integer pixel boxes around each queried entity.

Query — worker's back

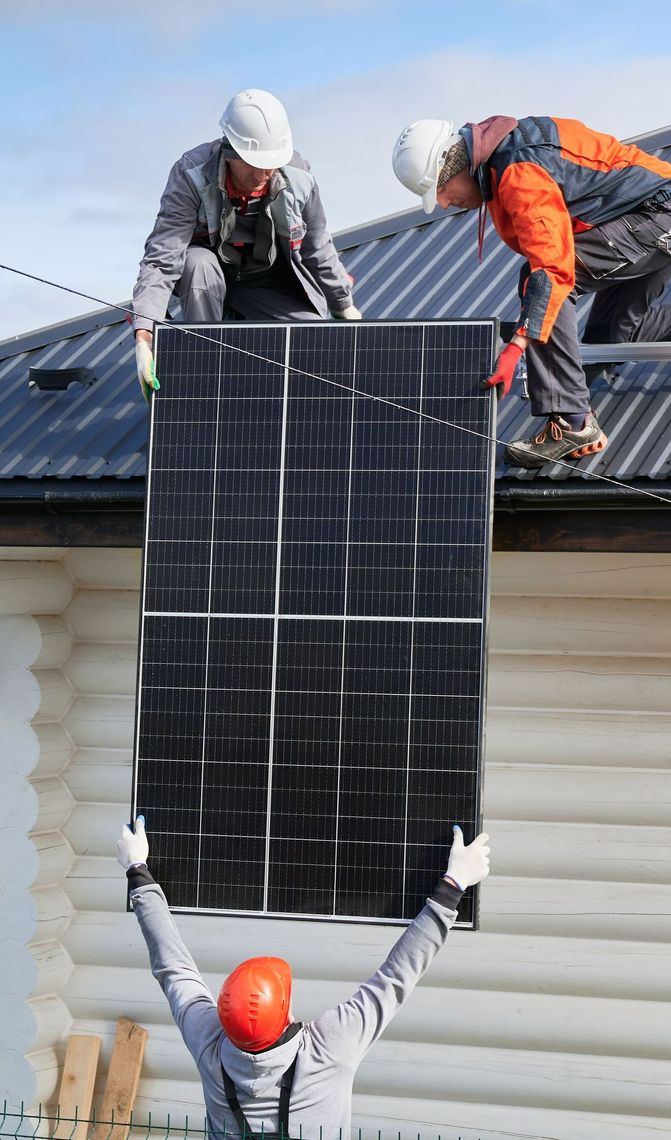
[129,876,463,1140]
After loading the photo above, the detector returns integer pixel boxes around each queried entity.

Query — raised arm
[116,818,222,1062]
[310,827,490,1066]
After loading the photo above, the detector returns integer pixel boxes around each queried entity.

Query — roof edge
[0,478,145,503]
[622,123,671,147]
[0,303,130,361]
[0,477,668,510]
[495,479,671,510]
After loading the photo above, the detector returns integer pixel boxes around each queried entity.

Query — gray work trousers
[520,200,671,416]
[178,245,323,323]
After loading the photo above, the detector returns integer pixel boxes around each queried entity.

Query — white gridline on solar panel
[141,684,479,695]
[151,393,488,406]
[146,835,469,844]
[150,470,487,479]
[139,740,479,751]
[142,759,478,772]
[154,369,491,386]
[147,505,486,519]
[164,909,473,928]
[143,611,484,620]
[144,547,485,557]
[154,319,495,350]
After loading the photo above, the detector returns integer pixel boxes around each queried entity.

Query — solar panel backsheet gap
[133,320,496,926]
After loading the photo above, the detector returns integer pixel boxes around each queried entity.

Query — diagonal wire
[2,261,671,506]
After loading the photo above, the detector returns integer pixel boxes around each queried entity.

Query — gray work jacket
[132,140,354,331]
[128,871,462,1139]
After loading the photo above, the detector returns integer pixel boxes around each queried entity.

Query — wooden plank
[488,652,671,713]
[485,707,671,767]
[491,549,671,596]
[52,1033,101,1140]
[93,1017,148,1140]
[489,593,671,655]
[484,763,671,826]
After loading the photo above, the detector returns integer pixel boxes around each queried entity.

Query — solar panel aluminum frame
[132,319,498,928]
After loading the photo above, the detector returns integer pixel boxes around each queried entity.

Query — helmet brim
[227,139,294,170]
[421,185,437,214]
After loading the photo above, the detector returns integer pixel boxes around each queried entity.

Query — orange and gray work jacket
[462,115,671,342]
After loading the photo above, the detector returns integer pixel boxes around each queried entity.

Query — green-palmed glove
[135,338,160,403]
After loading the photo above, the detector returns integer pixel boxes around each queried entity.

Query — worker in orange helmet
[116,816,490,1139]
[217,955,293,1052]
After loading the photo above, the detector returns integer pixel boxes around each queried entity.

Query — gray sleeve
[309,881,461,1066]
[299,182,354,313]
[129,878,222,1062]
[131,158,201,333]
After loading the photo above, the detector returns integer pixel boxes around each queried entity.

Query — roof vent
[28,366,97,391]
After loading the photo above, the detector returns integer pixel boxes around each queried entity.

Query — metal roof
[0,307,145,479]
[0,126,670,489]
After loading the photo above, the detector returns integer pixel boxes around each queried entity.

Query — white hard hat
[392,119,462,214]
[219,88,293,169]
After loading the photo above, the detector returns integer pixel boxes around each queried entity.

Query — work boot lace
[532,418,564,445]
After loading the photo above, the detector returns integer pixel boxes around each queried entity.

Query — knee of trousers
[181,246,227,292]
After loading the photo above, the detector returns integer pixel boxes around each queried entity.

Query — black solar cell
[133,320,496,925]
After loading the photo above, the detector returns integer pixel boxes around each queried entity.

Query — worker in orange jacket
[392,115,671,467]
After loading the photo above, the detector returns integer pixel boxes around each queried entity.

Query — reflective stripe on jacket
[471,116,671,342]
[132,140,353,331]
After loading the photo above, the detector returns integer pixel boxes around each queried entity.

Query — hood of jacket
[460,115,518,185]
[219,1024,304,1098]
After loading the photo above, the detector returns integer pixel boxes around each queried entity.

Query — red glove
[481,342,523,399]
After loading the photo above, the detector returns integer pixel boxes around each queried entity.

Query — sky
[1,0,670,340]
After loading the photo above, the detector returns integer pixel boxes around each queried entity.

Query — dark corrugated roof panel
[0,315,145,478]
[0,126,669,484]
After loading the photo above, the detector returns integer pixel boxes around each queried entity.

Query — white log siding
[1,548,669,1139]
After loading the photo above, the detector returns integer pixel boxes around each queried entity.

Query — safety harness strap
[222,1057,298,1139]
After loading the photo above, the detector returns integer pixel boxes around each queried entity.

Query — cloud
[288,48,671,229]
[0,0,374,22]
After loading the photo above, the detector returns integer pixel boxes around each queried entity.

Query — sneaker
[503,411,608,469]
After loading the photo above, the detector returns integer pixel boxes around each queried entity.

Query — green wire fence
[0,1103,566,1140]
[0,1104,500,1140]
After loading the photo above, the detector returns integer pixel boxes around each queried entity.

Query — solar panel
[133,320,496,926]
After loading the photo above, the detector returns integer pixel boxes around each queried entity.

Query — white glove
[135,338,160,403]
[445,825,490,890]
[331,305,362,320]
[116,816,149,870]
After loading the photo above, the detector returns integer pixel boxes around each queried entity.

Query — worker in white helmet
[392,116,671,468]
[117,816,490,1139]
[133,89,361,400]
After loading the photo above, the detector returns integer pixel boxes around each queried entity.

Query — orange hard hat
[217,956,292,1051]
